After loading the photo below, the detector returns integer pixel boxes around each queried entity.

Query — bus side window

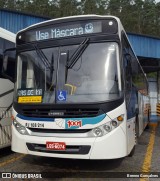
[0,38,4,75]
[122,35,132,105]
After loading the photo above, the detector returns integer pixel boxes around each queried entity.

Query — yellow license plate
[18,96,42,103]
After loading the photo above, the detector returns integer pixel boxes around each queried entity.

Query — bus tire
[128,145,135,157]
[145,111,150,130]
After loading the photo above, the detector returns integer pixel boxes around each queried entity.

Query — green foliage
[147,72,157,79]
[0,0,159,37]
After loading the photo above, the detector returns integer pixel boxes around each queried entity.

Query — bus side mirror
[2,48,16,83]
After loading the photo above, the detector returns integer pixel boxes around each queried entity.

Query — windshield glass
[15,42,121,104]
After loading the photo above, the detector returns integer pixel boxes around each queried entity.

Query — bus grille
[28,128,91,134]
[26,143,91,154]
[22,108,101,118]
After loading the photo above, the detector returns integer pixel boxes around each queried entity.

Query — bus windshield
[16,42,122,104]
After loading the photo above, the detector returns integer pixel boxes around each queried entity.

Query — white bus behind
[0,28,15,149]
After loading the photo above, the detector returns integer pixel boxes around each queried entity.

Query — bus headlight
[111,120,118,127]
[13,119,29,135]
[103,125,111,132]
[89,114,124,137]
[93,127,103,137]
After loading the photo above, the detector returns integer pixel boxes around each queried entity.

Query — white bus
[3,15,150,159]
[0,28,15,149]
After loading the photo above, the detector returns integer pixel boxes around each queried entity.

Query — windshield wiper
[50,53,55,83]
[33,44,51,68]
[67,38,90,69]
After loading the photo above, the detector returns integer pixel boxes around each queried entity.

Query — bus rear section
[0,28,15,149]
[7,15,149,159]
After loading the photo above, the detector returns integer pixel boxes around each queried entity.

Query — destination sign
[25,21,101,42]
[17,89,42,96]
[17,19,118,44]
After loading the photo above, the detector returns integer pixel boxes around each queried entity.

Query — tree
[81,0,98,14]
[0,0,6,8]
[107,0,121,17]
[57,0,81,17]
[155,1,160,36]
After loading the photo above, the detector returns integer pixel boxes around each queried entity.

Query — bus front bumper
[11,125,127,159]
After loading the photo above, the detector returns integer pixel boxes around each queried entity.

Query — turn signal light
[11,115,14,121]
[117,116,123,121]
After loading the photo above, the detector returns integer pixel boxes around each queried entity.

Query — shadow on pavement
[0,146,13,158]
[23,154,124,172]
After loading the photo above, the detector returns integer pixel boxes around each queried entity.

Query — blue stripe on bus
[17,114,54,121]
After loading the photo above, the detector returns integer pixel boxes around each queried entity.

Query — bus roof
[0,27,16,42]
[17,15,122,34]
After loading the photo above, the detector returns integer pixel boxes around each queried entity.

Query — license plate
[46,142,66,150]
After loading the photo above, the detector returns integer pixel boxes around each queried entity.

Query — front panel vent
[22,108,102,118]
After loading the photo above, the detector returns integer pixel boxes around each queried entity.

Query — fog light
[103,125,111,132]
[18,127,27,135]
[93,128,103,137]
[112,121,118,127]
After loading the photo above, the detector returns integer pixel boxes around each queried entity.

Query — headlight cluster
[13,119,29,135]
[89,114,124,137]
